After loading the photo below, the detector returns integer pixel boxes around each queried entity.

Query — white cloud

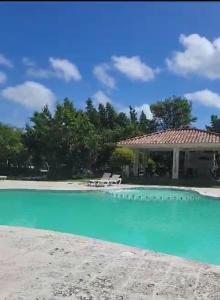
[93,63,116,89]
[92,90,112,106]
[0,54,13,68]
[92,90,152,120]
[1,81,56,110]
[26,57,82,82]
[49,57,82,82]
[167,33,220,79]
[121,103,153,120]
[185,89,220,109]
[134,104,153,119]
[26,68,53,79]
[112,55,157,82]
[0,71,7,84]
[22,57,36,67]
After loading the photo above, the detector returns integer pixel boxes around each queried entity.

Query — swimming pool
[0,188,220,265]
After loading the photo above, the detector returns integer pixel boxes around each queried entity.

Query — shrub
[147,157,156,171]
[110,147,134,171]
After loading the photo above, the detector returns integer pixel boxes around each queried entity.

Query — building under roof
[118,128,220,179]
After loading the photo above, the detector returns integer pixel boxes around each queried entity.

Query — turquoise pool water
[0,188,220,265]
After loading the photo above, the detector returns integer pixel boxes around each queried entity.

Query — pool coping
[1,225,220,299]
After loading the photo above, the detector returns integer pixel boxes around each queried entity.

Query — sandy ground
[0,179,220,198]
[1,226,220,300]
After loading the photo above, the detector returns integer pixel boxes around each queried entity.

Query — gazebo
[117,128,220,179]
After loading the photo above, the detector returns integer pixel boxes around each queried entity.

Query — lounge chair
[88,173,111,186]
[0,176,7,180]
[108,174,122,185]
[96,174,122,187]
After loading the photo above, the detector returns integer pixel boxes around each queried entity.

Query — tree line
[0,95,217,179]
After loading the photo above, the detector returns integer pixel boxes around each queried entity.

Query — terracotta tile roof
[118,128,220,146]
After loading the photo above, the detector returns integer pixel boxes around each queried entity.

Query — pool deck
[0,179,220,198]
[1,181,220,299]
[1,226,220,300]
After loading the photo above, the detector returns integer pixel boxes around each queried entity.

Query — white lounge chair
[88,173,111,186]
[96,174,122,187]
[108,174,122,185]
[0,176,7,180]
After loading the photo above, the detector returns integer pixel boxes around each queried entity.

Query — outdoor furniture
[88,173,111,186]
[0,176,7,180]
[95,174,122,187]
[108,174,122,185]
[40,169,49,173]
[138,169,144,176]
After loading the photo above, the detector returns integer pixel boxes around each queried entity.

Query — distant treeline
[0,96,219,179]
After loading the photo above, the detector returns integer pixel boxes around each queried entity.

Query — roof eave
[118,142,220,150]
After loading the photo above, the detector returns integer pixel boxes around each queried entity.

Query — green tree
[18,94,200,179]
[138,110,156,134]
[206,115,220,133]
[129,105,138,125]
[24,105,54,168]
[24,99,100,176]
[105,102,117,129]
[125,106,141,137]
[139,111,148,132]
[117,112,130,128]
[52,98,100,173]
[150,96,196,130]
[85,98,99,128]
[0,123,26,167]
[110,147,134,171]
[98,103,108,129]
[94,102,130,170]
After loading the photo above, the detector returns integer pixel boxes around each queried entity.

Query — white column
[213,152,216,169]
[212,152,217,177]
[172,148,180,179]
[133,150,139,176]
[143,151,147,176]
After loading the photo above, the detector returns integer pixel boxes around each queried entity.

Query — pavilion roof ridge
[117,127,220,146]
[165,127,220,136]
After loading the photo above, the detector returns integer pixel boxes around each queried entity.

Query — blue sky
[1,2,220,128]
